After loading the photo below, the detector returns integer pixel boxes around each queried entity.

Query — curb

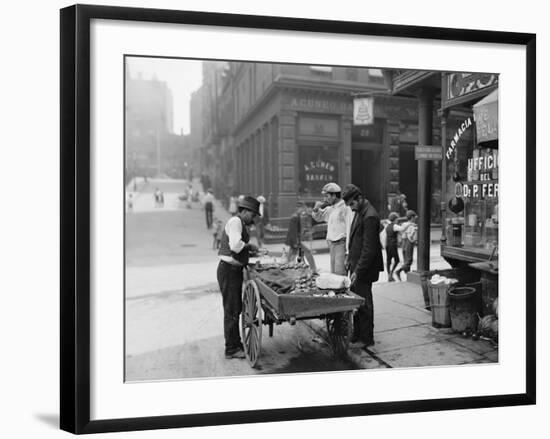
[300,320,389,370]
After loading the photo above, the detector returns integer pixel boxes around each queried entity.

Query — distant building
[189,87,204,179]
[125,68,175,178]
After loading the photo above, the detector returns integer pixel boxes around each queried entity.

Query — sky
[126,57,203,135]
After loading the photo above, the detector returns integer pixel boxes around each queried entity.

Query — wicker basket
[428,282,451,328]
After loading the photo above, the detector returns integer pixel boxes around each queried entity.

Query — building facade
[189,87,204,179]
[125,69,175,179]
[192,63,456,229]
[386,69,499,316]
[214,63,395,218]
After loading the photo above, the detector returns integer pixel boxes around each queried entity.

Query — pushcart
[240,263,364,367]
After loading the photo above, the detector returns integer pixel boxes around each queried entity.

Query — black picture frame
[60,4,536,434]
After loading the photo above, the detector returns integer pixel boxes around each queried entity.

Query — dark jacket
[347,200,384,282]
[285,214,301,248]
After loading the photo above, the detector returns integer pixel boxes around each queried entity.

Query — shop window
[448,146,499,254]
[299,145,339,196]
[462,147,499,251]
[345,68,358,81]
[368,68,385,84]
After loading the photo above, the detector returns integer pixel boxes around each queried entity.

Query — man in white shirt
[312,182,353,275]
[217,196,260,359]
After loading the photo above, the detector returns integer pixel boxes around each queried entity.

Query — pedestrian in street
[126,193,133,212]
[186,184,193,209]
[384,212,401,281]
[216,195,260,359]
[312,182,353,275]
[154,187,161,207]
[394,210,418,281]
[203,188,215,229]
[342,184,384,347]
[285,202,318,272]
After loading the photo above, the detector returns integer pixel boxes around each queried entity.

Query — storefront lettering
[290,97,351,113]
[467,150,498,181]
[474,103,498,143]
[446,117,472,159]
[462,183,499,198]
[463,150,498,198]
[304,159,336,182]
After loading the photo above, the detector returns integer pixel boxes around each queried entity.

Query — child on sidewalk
[394,210,418,281]
[384,212,400,281]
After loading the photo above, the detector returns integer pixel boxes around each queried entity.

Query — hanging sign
[442,73,498,108]
[445,117,473,160]
[473,90,498,143]
[353,97,374,125]
[415,145,442,160]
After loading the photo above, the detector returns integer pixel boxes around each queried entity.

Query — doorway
[398,144,418,212]
[351,147,383,213]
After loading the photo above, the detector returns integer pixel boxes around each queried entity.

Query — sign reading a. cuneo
[415,145,442,160]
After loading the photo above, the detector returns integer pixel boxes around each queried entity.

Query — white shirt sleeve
[311,206,331,223]
[393,222,408,233]
[226,217,246,254]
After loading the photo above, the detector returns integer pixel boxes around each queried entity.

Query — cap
[257,195,266,203]
[388,212,399,221]
[321,182,342,194]
[406,210,417,219]
[342,184,362,202]
[238,195,261,216]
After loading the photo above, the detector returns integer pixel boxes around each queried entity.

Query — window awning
[473,89,498,143]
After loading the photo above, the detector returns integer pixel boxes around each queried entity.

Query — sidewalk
[303,280,498,369]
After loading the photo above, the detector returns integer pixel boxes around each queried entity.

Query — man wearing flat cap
[312,182,353,275]
[216,195,260,359]
[342,184,384,347]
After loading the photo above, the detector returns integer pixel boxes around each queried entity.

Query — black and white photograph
[2,0,546,437]
[124,57,500,381]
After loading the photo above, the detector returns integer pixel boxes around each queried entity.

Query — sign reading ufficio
[415,145,442,160]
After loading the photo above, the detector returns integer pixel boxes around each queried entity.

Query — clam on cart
[240,261,365,367]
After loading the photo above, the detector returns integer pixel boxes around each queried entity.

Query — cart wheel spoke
[326,312,352,357]
[241,280,262,367]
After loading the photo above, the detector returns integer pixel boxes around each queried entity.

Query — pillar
[341,115,353,185]
[278,110,298,217]
[417,87,435,273]
[440,108,449,245]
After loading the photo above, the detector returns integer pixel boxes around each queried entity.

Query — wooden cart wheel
[325,311,352,357]
[241,280,263,367]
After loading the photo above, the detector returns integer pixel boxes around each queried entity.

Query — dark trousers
[386,245,399,275]
[400,240,415,273]
[216,261,243,353]
[351,278,374,343]
[205,204,213,229]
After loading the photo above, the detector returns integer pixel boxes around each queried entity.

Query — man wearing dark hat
[216,195,260,359]
[342,184,384,347]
